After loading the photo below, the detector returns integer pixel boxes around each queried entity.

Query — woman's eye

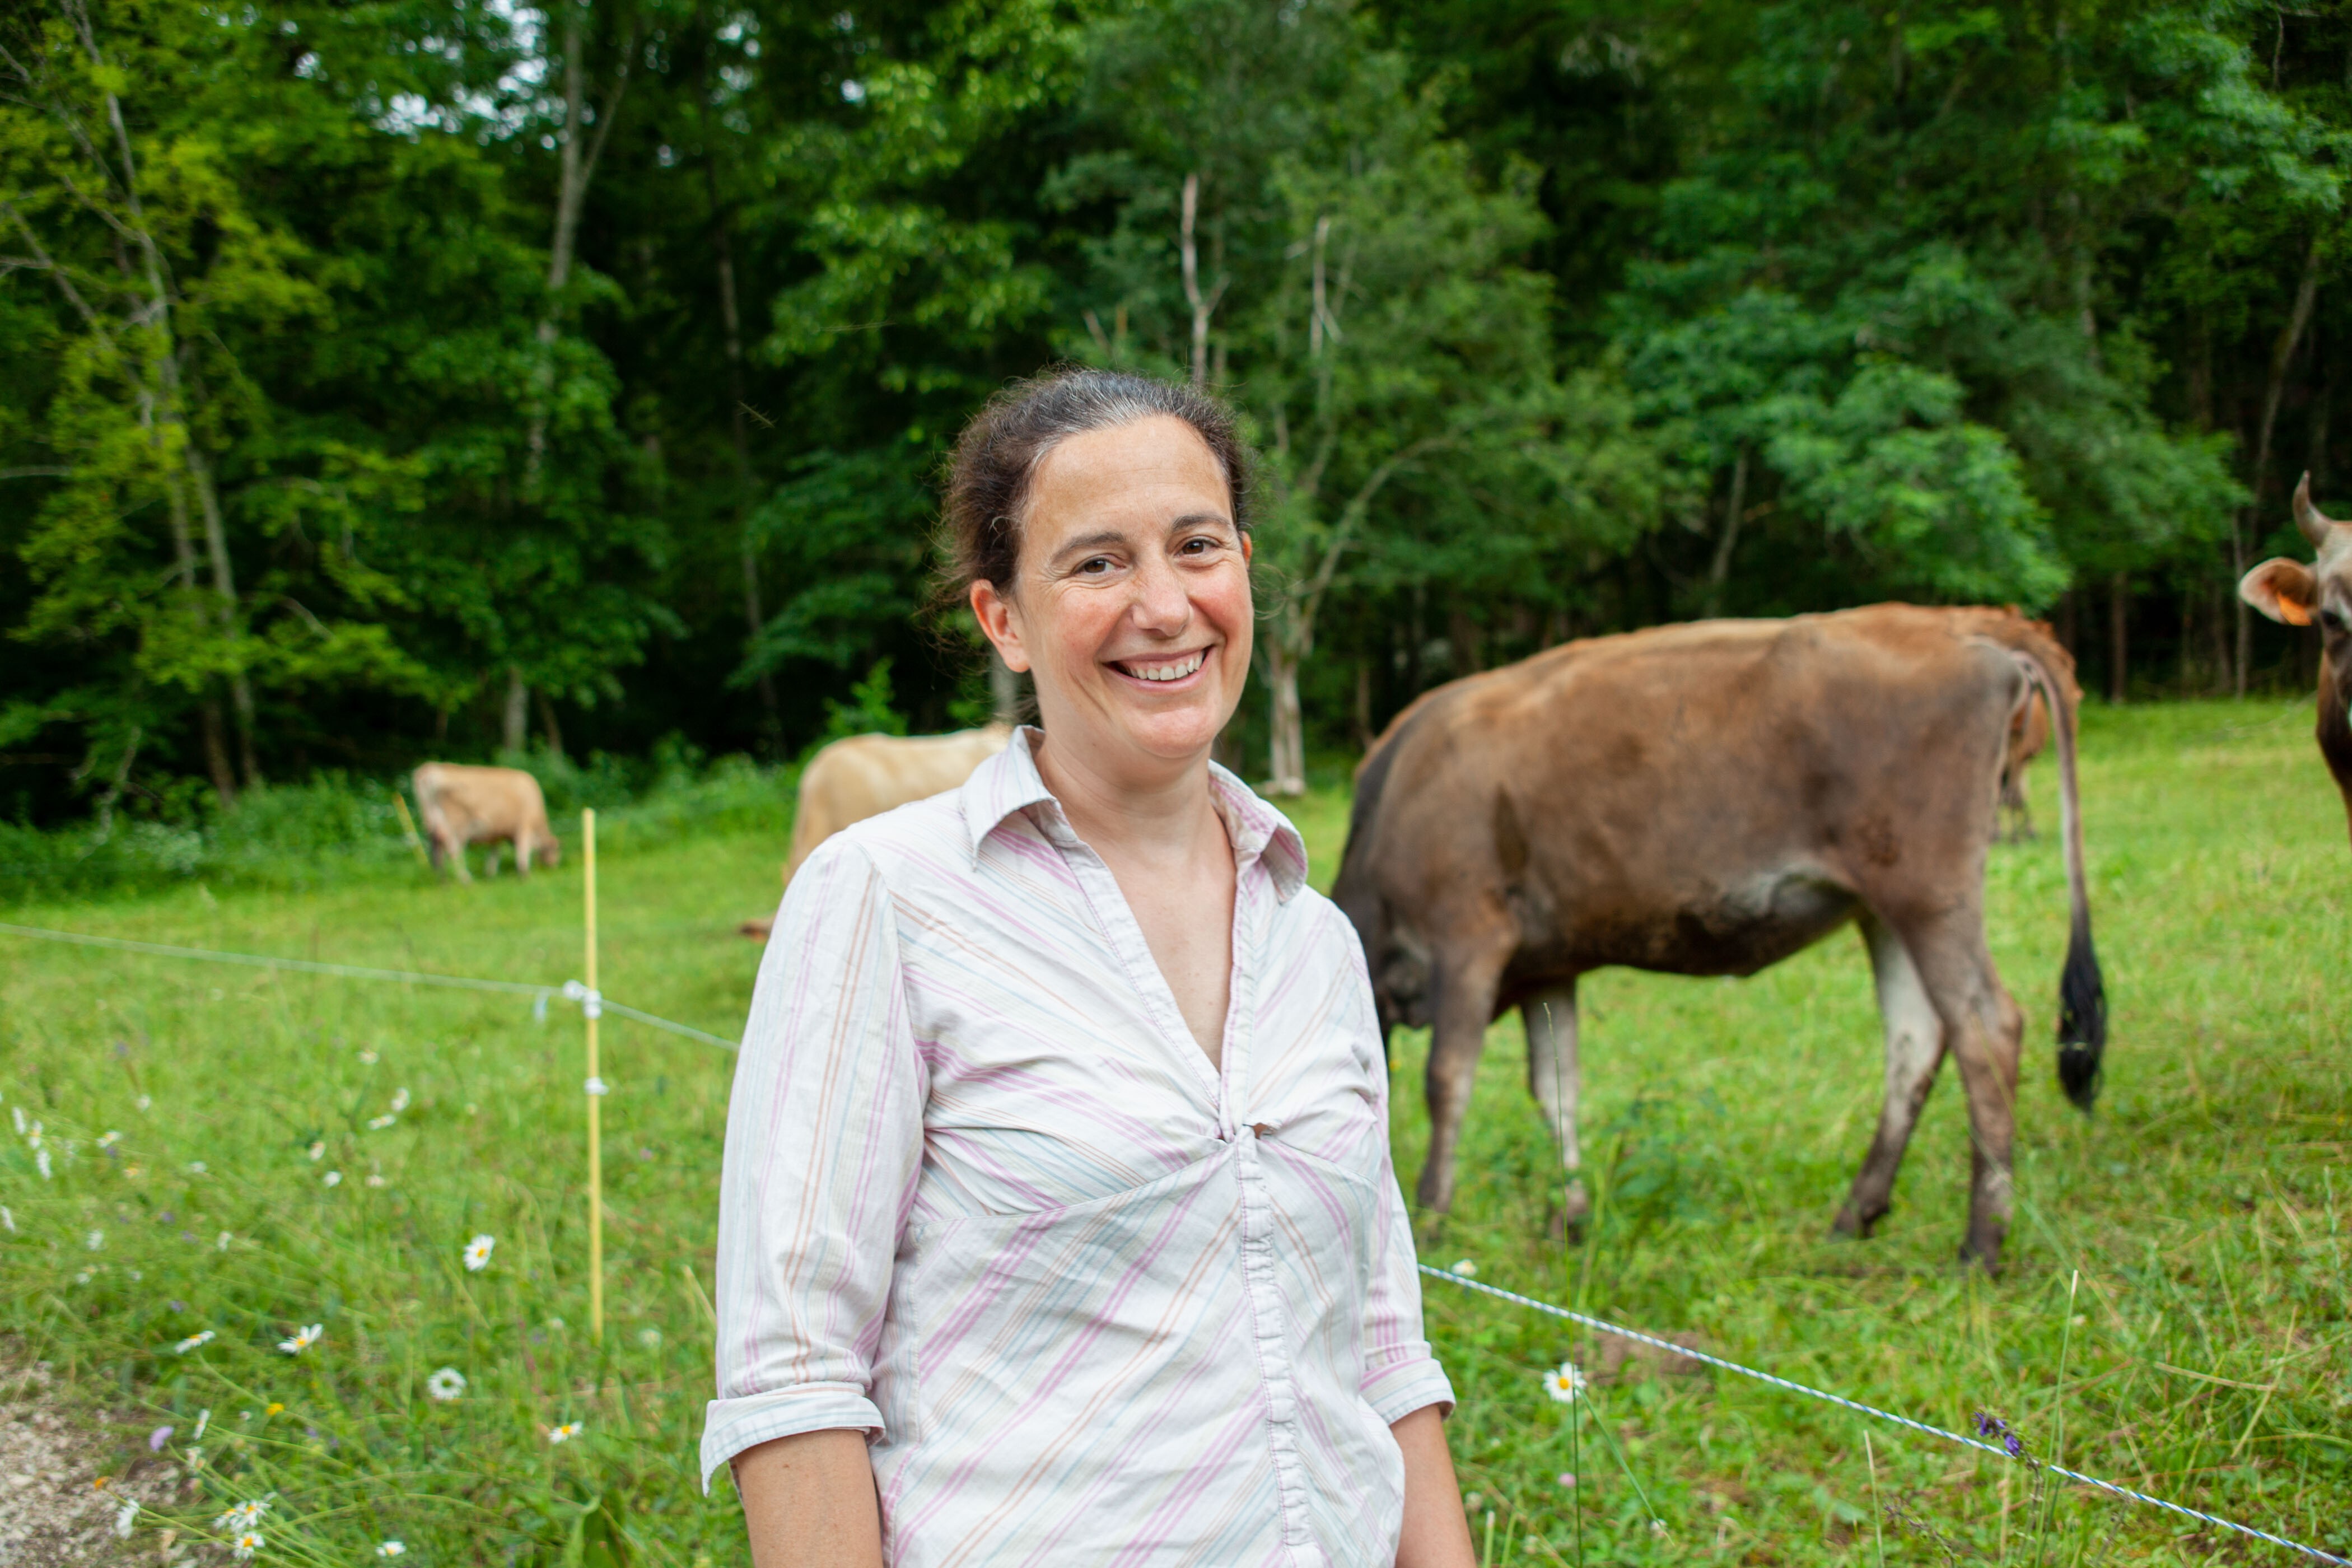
[1077,557,1112,576]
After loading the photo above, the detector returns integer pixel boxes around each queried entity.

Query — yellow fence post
[583,808,604,1345]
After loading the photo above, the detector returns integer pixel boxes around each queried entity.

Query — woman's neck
[1029,728,1222,867]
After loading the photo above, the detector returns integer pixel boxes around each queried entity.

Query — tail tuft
[2055,926,2106,1111]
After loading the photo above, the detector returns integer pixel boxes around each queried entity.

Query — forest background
[3,0,2346,828]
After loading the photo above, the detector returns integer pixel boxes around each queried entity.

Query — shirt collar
[960,727,1309,903]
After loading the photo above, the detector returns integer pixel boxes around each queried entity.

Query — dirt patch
[0,1365,187,1566]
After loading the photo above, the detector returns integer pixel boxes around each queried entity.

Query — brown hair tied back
[939,366,1252,601]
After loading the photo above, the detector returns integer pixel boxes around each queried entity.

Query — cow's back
[412,763,547,836]
[1343,606,2025,983]
[788,725,1012,876]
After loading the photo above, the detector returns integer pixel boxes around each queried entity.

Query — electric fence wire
[0,921,740,1050]
[1419,1264,2350,1566]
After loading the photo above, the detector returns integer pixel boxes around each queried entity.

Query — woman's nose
[1127,554,1192,633]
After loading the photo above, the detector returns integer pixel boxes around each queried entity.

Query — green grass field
[1,701,2346,1565]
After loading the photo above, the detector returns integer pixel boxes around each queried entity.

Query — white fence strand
[1420,1264,2349,1566]
[0,921,739,1050]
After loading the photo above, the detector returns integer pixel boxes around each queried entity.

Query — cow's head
[2241,474,2352,677]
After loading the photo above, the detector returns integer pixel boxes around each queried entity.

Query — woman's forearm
[1392,1403,1477,1568]
[732,1429,885,1568]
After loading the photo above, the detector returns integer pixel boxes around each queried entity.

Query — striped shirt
[703,727,1454,1566]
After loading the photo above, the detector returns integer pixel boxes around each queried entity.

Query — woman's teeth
[1121,651,1205,683]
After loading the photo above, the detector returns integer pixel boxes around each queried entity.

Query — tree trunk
[701,76,778,733]
[199,699,236,805]
[1263,637,1306,796]
[503,666,530,754]
[1179,172,1222,388]
[525,3,631,494]
[2107,570,2129,704]
[1704,445,1749,616]
[2238,228,2324,696]
[537,689,566,757]
[184,444,259,787]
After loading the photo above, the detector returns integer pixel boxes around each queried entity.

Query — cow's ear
[2241,558,2318,626]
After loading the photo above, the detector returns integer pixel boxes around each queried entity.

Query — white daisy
[425,1366,466,1402]
[214,1498,269,1530]
[216,1230,233,1251]
[1542,1361,1586,1404]
[367,1114,396,1131]
[390,1088,411,1113]
[86,1230,103,1251]
[277,1323,323,1355]
[547,1421,582,1444]
[1448,1258,1477,1277]
[188,1161,207,1174]
[359,1048,380,1065]
[35,1149,50,1180]
[112,1497,137,1536]
[230,1529,264,1560]
[97,1130,120,1149]
[307,1141,325,1161]
[463,1234,494,1272]
[172,1330,215,1354]
[194,1408,211,1440]
[377,1542,406,1557]
[323,1171,343,1188]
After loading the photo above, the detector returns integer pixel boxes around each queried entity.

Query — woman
[704,368,1474,1567]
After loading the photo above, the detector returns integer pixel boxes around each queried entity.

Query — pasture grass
[0,700,2345,1565]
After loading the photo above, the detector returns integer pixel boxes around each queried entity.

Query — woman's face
[972,414,1253,774]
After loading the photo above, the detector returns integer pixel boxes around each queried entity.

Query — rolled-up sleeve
[1359,1154,1457,1425]
[701,837,925,1488]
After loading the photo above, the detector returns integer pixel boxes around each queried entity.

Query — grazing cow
[412,763,561,883]
[738,724,1014,939]
[1332,604,2104,1271]
[2240,473,2352,845]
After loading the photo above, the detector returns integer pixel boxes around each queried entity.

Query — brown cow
[786,724,1013,880]
[1332,604,2104,1271]
[412,763,561,883]
[738,724,1015,939]
[2240,473,2352,844]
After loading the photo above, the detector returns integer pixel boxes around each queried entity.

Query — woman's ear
[2240,558,2318,626]
[1241,533,1253,566]
[969,580,1032,673]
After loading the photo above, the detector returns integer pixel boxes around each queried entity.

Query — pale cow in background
[739,724,1012,939]
[412,763,561,883]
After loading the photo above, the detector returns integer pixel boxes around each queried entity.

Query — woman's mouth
[1109,649,1208,685]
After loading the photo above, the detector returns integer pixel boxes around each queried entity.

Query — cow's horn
[2293,471,2336,548]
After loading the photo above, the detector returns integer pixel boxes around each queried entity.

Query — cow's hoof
[1956,1237,2004,1275]
[1831,1205,1881,1240]
[1412,1210,1450,1248]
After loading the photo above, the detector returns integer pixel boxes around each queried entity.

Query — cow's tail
[2012,647,2105,1110]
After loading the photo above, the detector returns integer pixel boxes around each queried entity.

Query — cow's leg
[1522,983,1588,1237]
[1834,912,1945,1239]
[513,832,531,880]
[1416,932,1513,1216]
[445,833,472,884]
[1887,907,2023,1270]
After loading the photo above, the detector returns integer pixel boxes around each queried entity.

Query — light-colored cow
[739,724,1013,938]
[412,763,561,883]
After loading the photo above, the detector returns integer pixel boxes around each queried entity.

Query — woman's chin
[1108,699,1230,763]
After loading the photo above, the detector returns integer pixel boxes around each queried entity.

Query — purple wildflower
[148,1426,172,1451]
[2003,1433,2024,1458]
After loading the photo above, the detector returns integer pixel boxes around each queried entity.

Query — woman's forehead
[1029,415,1230,525]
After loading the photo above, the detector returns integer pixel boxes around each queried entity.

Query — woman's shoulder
[797,789,981,893]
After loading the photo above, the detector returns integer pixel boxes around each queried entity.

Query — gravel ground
[0,1365,188,1566]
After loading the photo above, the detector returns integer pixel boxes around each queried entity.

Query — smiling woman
[711,368,1476,1567]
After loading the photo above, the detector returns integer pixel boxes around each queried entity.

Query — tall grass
[0,701,2342,1564]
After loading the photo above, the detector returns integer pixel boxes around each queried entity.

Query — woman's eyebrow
[1048,528,1128,565]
